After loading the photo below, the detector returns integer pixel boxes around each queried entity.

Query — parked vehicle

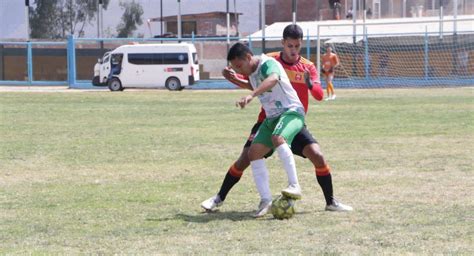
[92,43,200,91]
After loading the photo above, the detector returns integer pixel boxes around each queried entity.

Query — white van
[92,43,200,91]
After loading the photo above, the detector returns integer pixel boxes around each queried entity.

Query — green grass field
[1,88,473,254]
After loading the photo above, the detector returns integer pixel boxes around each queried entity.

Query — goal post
[316,18,474,88]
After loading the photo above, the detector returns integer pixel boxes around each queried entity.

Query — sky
[0,0,260,39]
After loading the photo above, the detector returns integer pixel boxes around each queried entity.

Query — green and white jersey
[249,54,305,119]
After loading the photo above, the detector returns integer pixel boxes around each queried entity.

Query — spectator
[367,8,372,18]
[457,48,469,76]
[346,7,353,19]
[379,52,389,77]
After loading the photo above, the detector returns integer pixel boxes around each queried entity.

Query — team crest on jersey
[295,73,302,81]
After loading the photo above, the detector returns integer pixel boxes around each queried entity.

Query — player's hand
[236,94,253,109]
[304,69,313,89]
[222,67,237,81]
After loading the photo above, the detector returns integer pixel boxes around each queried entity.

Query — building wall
[265,0,350,23]
[264,0,473,24]
[164,13,239,37]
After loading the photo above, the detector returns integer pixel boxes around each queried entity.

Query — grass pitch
[0,88,473,254]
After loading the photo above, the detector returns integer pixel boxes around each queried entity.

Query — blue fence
[1,32,473,89]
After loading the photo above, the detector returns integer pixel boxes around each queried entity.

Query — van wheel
[108,77,123,91]
[92,76,100,86]
[165,77,182,91]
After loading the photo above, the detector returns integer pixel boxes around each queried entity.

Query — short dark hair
[227,42,253,61]
[283,24,303,40]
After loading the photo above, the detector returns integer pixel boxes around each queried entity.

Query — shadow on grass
[145,210,314,223]
[146,210,254,223]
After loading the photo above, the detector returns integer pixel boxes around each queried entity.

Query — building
[149,11,241,38]
[265,0,474,23]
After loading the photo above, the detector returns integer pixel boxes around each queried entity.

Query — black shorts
[243,122,318,158]
[321,68,334,75]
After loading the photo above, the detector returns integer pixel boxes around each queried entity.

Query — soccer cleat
[253,199,273,218]
[325,199,353,212]
[331,94,337,100]
[281,184,302,200]
[201,195,223,212]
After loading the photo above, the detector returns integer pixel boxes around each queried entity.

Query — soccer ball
[271,195,296,220]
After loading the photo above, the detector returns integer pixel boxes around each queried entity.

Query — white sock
[276,143,299,186]
[250,159,272,201]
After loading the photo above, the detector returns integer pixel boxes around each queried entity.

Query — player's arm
[304,65,323,101]
[222,67,252,90]
[252,73,278,97]
[237,73,278,109]
[237,60,280,109]
[334,54,341,68]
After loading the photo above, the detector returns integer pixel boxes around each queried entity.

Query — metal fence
[0,19,473,88]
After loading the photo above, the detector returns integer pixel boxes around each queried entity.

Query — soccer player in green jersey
[227,42,304,217]
[202,25,352,216]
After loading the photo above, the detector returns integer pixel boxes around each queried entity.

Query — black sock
[317,173,334,205]
[217,172,241,201]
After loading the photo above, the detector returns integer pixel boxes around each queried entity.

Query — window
[163,53,188,64]
[128,53,189,65]
[128,53,155,65]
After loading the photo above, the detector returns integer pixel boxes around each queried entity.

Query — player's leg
[328,73,336,100]
[322,71,331,100]
[201,122,260,211]
[248,121,275,217]
[291,127,352,211]
[270,112,304,200]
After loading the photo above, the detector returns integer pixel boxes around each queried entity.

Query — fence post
[248,35,252,52]
[27,41,33,85]
[67,35,76,88]
[306,29,310,61]
[0,44,4,80]
[364,27,369,80]
[424,26,429,80]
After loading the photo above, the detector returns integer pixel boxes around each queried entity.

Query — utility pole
[161,0,163,36]
[261,0,266,53]
[25,0,30,40]
[292,0,297,24]
[99,0,104,48]
[234,0,239,36]
[227,0,230,52]
[403,0,407,17]
[177,0,182,40]
[453,0,458,35]
[352,0,356,44]
[439,0,444,39]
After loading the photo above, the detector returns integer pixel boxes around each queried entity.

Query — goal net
[318,21,474,88]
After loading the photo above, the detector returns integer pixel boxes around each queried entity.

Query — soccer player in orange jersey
[321,46,340,100]
[201,25,352,216]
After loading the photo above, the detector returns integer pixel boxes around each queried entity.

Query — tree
[116,1,144,38]
[29,0,110,39]
[29,0,61,39]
